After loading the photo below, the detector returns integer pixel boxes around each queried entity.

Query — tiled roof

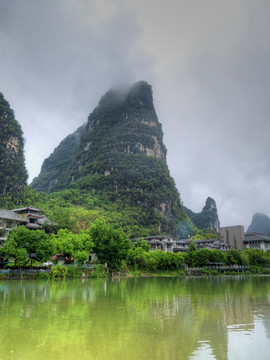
[244,233,270,242]
[0,209,27,222]
[143,235,175,240]
[12,206,43,213]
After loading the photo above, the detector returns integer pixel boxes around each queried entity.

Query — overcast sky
[1,0,270,230]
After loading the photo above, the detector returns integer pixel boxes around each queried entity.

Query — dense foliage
[51,229,93,265]
[127,243,270,274]
[1,226,53,266]
[90,220,131,272]
[0,93,28,206]
[127,248,185,272]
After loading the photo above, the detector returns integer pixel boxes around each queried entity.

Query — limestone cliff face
[32,81,186,235]
[0,93,28,204]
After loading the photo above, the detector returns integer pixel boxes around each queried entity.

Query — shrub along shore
[0,266,268,280]
[0,248,269,280]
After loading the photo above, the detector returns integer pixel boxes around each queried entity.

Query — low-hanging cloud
[0,0,153,180]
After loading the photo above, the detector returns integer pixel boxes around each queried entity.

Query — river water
[0,276,269,360]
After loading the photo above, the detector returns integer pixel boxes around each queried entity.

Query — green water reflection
[0,276,269,360]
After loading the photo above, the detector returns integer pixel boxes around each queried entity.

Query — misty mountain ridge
[247,212,270,236]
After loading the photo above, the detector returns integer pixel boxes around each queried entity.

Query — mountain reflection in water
[0,276,269,360]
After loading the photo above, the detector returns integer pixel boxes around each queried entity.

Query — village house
[0,206,53,244]
[173,238,230,252]
[0,209,27,244]
[244,233,270,251]
[12,206,51,230]
[146,235,175,252]
[133,236,230,252]
[132,235,175,252]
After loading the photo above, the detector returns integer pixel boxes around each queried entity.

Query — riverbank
[0,264,269,280]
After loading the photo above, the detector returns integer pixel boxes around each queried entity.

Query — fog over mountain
[1,0,270,229]
[247,213,270,236]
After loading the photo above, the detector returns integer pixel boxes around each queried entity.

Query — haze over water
[0,276,270,360]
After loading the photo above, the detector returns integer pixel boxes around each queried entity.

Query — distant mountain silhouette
[247,213,270,235]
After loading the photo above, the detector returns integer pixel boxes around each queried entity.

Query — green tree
[239,252,250,266]
[75,250,89,266]
[243,248,270,266]
[3,226,53,266]
[188,242,197,253]
[209,249,226,263]
[195,249,211,267]
[134,239,151,252]
[185,242,197,266]
[127,247,147,268]
[51,228,93,264]
[225,249,241,265]
[90,220,131,272]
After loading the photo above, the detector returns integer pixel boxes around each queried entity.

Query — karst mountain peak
[31,81,186,235]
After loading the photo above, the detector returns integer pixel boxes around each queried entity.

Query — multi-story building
[133,236,230,252]
[244,233,270,251]
[0,206,53,244]
[12,206,48,230]
[174,238,230,252]
[220,225,245,251]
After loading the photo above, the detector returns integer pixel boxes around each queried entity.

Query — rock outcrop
[184,197,220,233]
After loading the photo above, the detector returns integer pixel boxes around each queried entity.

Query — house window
[29,218,36,224]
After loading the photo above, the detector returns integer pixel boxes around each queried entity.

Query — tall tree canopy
[90,221,131,272]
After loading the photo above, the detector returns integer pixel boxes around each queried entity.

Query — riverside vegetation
[1,223,270,279]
